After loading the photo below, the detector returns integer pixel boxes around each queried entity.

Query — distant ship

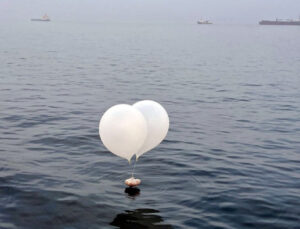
[197,19,212,25]
[259,18,300,26]
[31,14,50,22]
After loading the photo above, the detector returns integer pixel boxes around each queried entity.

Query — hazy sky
[1,0,300,23]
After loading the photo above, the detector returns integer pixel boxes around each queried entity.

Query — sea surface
[0,21,300,229]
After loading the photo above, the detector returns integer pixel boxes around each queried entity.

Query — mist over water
[0,21,300,228]
[1,0,300,23]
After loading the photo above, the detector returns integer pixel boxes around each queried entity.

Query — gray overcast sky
[1,0,300,23]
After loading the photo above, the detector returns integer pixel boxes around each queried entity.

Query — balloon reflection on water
[110,208,173,229]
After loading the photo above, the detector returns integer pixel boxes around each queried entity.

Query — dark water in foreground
[0,22,300,229]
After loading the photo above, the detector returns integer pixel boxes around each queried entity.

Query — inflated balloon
[133,100,169,159]
[99,104,147,162]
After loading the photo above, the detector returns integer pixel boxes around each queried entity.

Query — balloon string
[131,159,137,178]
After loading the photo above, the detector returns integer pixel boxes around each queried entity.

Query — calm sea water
[0,21,300,229]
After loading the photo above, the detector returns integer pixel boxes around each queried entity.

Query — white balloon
[99,104,147,162]
[133,100,169,159]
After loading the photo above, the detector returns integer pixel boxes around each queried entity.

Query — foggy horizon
[1,0,300,24]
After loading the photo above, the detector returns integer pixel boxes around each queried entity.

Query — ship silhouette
[31,14,50,22]
[259,17,300,25]
[197,19,212,24]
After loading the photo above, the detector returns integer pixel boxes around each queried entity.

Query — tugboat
[259,17,300,25]
[31,14,50,22]
[197,19,212,24]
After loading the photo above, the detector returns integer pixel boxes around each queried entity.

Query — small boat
[31,14,50,22]
[197,19,212,25]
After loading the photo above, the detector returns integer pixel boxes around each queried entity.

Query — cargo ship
[197,19,212,25]
[31,14,50,22]
[259,18,300,26]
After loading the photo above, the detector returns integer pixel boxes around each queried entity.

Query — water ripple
[0,22,300,229]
